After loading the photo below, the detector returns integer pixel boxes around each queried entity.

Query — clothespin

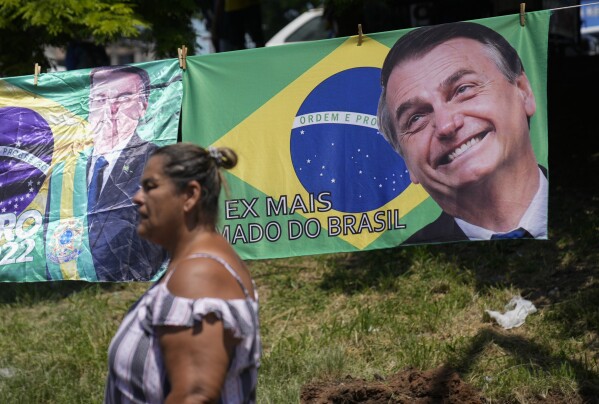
[357,24,363,46]
[33,63,41,86]
[520,3,526,27]
[177,45,188,70]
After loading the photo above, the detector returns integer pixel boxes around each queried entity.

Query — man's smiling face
[385,38,536,200]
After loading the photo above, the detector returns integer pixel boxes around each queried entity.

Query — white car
[266,8,332,47]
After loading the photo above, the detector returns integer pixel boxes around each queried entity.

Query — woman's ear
[183,180,201,213]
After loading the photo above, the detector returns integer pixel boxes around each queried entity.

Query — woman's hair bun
[208,147,238,170]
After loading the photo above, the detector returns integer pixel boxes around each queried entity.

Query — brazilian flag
[0,60,182,282]
[182,11,550,260]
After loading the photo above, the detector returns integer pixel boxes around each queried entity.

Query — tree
[0,0,199,77]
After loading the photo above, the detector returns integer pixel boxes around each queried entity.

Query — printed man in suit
[87,65,167,280]
[377,22,547,243]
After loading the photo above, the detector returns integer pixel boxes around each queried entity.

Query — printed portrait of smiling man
[377,21,547,243]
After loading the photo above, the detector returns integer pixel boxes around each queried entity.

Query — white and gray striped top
[104,253,261,403]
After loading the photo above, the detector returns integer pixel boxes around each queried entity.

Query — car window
[286,16,330,42]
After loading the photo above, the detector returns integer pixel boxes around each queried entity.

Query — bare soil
[300,366,584,403]
[301,366,485,404]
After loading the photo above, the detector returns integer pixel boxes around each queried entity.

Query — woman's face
[133,155,186,245]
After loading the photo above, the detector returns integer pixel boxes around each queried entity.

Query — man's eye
[404,113,428,132]
[455,84,473,96]
[398,114,428,139]
[116,95,135,103]
[407,114,423,127]
[90,97,107,104]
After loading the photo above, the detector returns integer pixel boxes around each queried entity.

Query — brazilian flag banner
[182,11,550,260]
[0,60,182,282]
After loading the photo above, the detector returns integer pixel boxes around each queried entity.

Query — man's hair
[377,22,525,154]
[90,65,151,104]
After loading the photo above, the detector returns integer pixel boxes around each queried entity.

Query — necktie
[490,227,533,240]
[88,156,108,210]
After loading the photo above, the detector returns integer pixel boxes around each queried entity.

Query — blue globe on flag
[290,67,410,213]
[0,107,54,217]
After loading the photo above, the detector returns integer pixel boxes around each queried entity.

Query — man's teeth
[448,136,481,162]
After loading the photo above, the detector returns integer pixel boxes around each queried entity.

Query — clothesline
[550,1,599,11]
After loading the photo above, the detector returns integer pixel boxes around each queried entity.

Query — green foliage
[135,0,199,59]
[0,0,198,76]
[0,25,48,77]
[0,0,144,40]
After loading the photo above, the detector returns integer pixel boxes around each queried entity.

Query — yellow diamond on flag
[211,36,429,250]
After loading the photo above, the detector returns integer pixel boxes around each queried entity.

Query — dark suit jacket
[404,165,548,245]
[87,133,167,281]
[403,211,468,245]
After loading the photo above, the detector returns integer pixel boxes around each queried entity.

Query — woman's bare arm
[158,257,246,403]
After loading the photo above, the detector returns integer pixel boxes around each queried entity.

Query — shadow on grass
[0,281,129,305]
[319,248,417,294]
[317,178,597,302]
[451,328,599,402]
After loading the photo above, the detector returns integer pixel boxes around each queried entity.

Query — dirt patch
[300,366,587,403]
[301,367,484,403]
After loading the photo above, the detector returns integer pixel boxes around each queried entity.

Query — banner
[0,60,182,282]
[182,11,550,260]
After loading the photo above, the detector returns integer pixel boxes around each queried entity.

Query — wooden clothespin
[177,45,188,70]
[520,3,526,27]
[33,63,41,86]
[357,24,364,46]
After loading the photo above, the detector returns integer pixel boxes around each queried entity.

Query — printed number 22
[0,240,35,265]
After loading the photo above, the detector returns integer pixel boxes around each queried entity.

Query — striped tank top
[104,253,261,403]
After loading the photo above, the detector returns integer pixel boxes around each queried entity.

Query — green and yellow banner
[182,11,550,260]
[0,60,182,282]
[0,11,550,281]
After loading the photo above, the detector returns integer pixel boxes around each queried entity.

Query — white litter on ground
[485,296,537,329]
[0,367,16,378]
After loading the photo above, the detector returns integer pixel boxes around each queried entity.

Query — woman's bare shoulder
[165,237,253,301]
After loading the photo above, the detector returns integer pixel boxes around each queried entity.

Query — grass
[0,282,147,403]
[1,56,598,403]
[251,226,599,403]
[4,210,596,403]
